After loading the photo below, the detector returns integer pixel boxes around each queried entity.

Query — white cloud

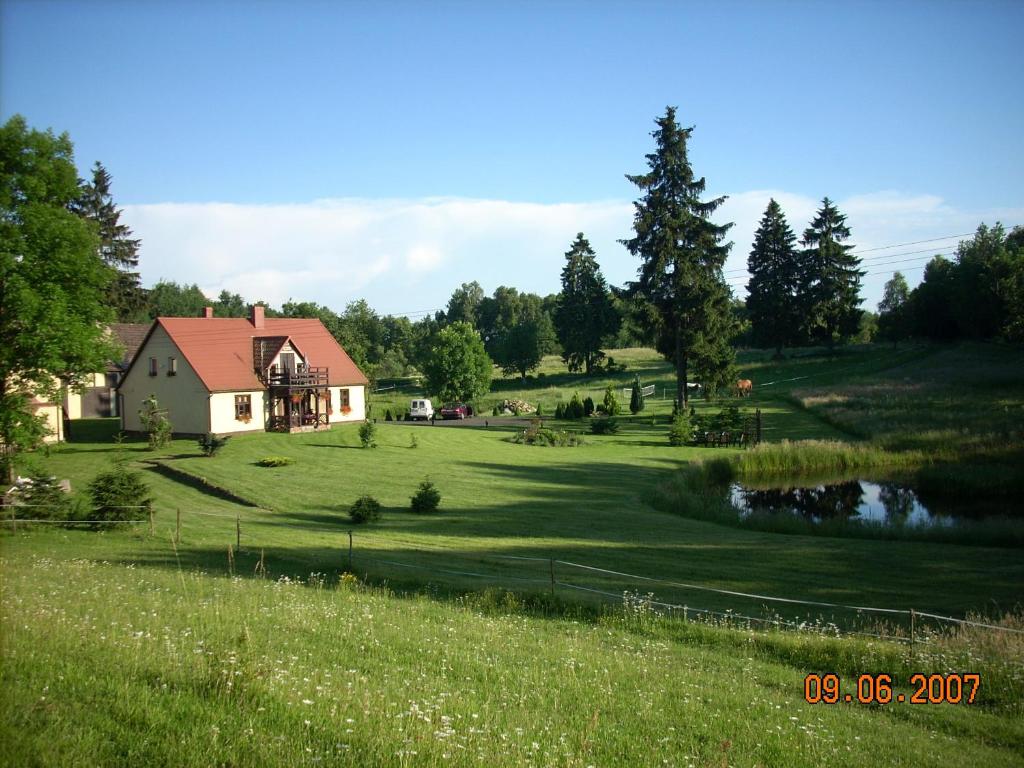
[122,193,1022,317]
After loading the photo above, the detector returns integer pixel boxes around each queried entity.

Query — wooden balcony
[266,366,328,388]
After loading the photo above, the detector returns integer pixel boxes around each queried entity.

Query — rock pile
[497,398,536,415]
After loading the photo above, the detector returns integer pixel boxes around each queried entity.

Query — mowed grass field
[3,343,1023,766]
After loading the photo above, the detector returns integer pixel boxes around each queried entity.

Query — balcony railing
[266,366,328,387]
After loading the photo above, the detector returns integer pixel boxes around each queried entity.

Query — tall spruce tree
[797,198,864,351]
[74,162,144,321]
[622,107,736,407]
[746,199,800,356]
[554,233,618,374]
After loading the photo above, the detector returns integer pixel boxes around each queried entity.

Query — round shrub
[349,495,382,524]
[590,417,620,435]
[411,478,441,514]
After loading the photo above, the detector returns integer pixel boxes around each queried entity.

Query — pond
[729,478,1018,530]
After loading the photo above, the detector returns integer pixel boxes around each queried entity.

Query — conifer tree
[746,199,800,356]
[554,233,618,374]
[74,162,144,321]
[797,198,864,351]
[629,374,645,414]
[622,107,736,407]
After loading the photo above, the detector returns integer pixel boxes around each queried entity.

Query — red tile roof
[150,317,369,393]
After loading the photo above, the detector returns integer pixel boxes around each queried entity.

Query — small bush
[669,412,692,446]
[358,421,377,448]
[139,394,172,450]
[554,402,565,419]
[14,471,71,520]
[385,409,393,422]
[88,464,152,528]
[582,396,595,417]
[349,495,382,524]
[590,417,620,435]
[565,392,586,420]
[536,403,543,417]
[197,433,230,457]
[257,456,293,467]
[411,478,441,514]
[602,385,621,416]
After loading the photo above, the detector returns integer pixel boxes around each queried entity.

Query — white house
[118,306,369,436]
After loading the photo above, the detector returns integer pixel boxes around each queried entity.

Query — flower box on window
[340,405,352,415]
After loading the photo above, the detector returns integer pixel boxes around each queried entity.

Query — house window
[235,394,252,422]
[149,357,158,376]
[167,356,177,376]
[339,388,351,414]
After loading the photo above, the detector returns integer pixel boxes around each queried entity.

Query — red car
[439,402,470,420]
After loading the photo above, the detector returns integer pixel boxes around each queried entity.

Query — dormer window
[167,356,177,376]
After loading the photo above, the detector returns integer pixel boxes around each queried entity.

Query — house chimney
[202,306,214,318]
[251,304,265,329]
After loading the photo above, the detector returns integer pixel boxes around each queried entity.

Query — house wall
[31,399,64,444]
[209,391,267,434]
[329,385,366,423]
[119,325,210,435]
[65,373,118,419]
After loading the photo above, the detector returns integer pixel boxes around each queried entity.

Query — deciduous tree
[622,107,736,407]
[422,322,492,403]
[0,116,120,481]
[877,272,911,346]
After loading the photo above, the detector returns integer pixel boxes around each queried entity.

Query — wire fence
[4,505,1022,647]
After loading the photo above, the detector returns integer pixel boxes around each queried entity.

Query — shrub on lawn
[197,433,230,457]
[590,417,620,435]
[602,385,621,416]
[582,396,595,417]
[385,409,393,422]
[138,394,172,450]
[668,412,693,446]
[564,392,586,420]
[87,463,152,528]
[358,421,377,448]
[411,477,441,514]
[349,495,382,524]
[13,471,72,520]
[257,456,293,467]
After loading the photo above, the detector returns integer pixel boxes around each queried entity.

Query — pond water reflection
[729,479,1014,529]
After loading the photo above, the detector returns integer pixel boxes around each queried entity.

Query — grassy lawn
[3,344,1023,767]
[2,549,1022,768]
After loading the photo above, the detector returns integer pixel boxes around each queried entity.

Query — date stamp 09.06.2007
[803,673,980,705]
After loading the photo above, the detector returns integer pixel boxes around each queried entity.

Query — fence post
[236,514,241,552]
[175,508,181,545]
[348,530,353,572]
[755,408,762,444]
[149,508,155,537]
[549,559,556,597]
[910,608,916,655]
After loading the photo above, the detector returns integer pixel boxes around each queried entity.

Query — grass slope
[3,549,1021,768]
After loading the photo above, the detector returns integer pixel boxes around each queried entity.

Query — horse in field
[736,379,753,397]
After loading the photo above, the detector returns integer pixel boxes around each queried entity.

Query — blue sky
[3,0,1022,317]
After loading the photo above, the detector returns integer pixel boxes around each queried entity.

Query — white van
[410,399,434,421]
